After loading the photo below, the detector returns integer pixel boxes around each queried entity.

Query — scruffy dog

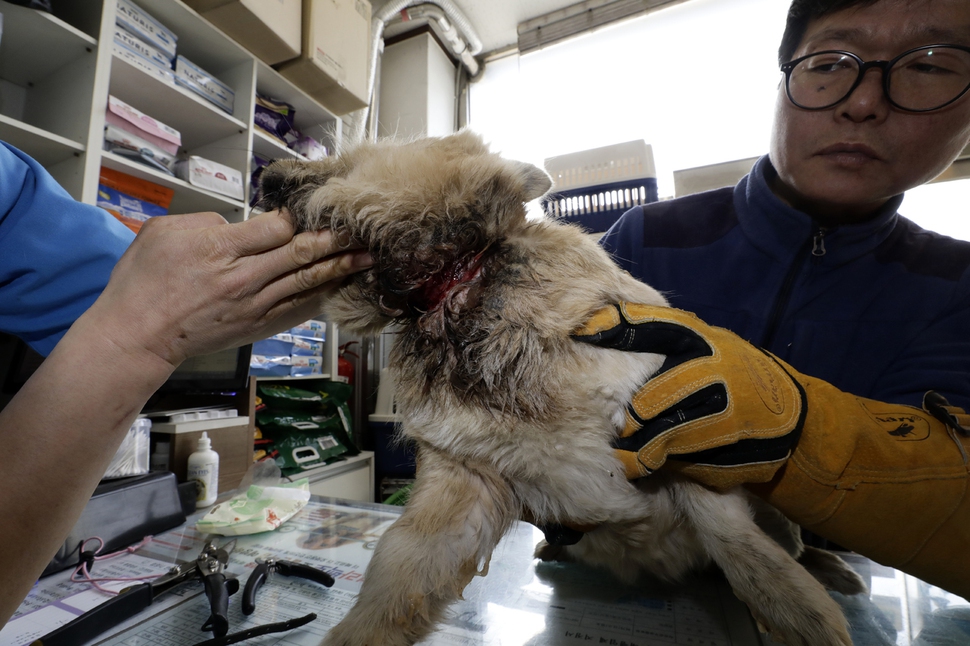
[259,131,865,646]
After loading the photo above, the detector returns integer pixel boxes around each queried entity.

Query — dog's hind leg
[670,479,852,646]
[322,445,518,646]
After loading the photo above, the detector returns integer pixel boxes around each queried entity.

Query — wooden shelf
[109,54,247,150]
[0,1,97,87]
[101,150,246,216]
[0,114,85,166]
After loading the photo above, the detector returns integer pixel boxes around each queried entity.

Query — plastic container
[103,417,152,479]
[541,140,659,234]
[186,432,220,508]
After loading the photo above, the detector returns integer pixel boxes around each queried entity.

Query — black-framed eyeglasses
[781,44,970,112]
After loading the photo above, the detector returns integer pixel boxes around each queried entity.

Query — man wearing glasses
[586,0,970,599]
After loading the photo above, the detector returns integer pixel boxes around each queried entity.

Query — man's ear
[510,160,553,201]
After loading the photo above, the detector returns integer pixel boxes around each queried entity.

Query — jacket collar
[733,155,903,265]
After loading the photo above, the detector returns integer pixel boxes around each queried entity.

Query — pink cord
[70,536,160,595]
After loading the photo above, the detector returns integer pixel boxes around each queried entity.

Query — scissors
[242,557,334,615]
[33,538,238,646]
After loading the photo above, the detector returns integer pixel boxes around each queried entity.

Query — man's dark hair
[778,0,883,66]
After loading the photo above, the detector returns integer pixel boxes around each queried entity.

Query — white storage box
[175,55,235,114]
[113,41,175,85]
[114,25,172,69]
[116,0,178,61]
[175,156,244,200]
[103,417,152,479]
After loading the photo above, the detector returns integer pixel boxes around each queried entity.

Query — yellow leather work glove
[574,303,970,599]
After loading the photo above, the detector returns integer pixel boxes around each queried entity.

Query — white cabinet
[0,0,341,220]
[304,451,375,502]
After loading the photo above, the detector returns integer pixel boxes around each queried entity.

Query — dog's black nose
[257,162,289,211]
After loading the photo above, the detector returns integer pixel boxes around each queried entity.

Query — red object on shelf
[338,341,358,387]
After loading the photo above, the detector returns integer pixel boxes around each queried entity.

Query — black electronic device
[146,344,253,401]
[0,333,252,407]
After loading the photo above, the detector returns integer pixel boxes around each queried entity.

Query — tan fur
[259,131,865,646]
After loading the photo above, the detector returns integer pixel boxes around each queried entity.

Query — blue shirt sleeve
[0,142,134,356]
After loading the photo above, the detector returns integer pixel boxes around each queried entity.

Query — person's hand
[571,303,970,599]
[572,303,969,490]
[86,209,372,373]
[572,303,806,489]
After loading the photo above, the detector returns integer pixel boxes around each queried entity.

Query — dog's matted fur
[260,131,865,646]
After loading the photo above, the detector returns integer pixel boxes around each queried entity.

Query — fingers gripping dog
[576,302,970,600]
[260,131,865,646]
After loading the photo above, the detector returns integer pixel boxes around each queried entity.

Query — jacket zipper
[812,227,828,257]
[761,226,827,350]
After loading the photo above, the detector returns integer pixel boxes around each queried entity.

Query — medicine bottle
[187,432,219,508]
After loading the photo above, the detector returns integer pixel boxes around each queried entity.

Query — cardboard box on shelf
[185,0,301,66]
[276,0,371,115]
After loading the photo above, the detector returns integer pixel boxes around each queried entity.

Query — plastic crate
[542,140,658,233]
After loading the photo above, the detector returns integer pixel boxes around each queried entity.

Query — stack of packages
[112,0,243,201]
[250,319,327,378]
[104,95,182,175]
[97,166,174,233]
[250,94,328,208]
[114,0,235,115]
[113,0,178,85]
[254,382,357,475]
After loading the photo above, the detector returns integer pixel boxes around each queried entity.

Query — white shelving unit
[0,0,356,487]
[0,0,342,222]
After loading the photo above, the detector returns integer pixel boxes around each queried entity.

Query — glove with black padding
[574,302,970,600]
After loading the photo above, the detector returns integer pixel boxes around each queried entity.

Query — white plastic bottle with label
[187,432,219,508]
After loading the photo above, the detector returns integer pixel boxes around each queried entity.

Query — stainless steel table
[4,497,968,646]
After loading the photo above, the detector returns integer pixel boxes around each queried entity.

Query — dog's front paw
[745,595,852,646]
[797,546,868,595]
[533,539,576,562]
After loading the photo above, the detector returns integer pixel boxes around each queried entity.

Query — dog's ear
[510,160,553,202]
